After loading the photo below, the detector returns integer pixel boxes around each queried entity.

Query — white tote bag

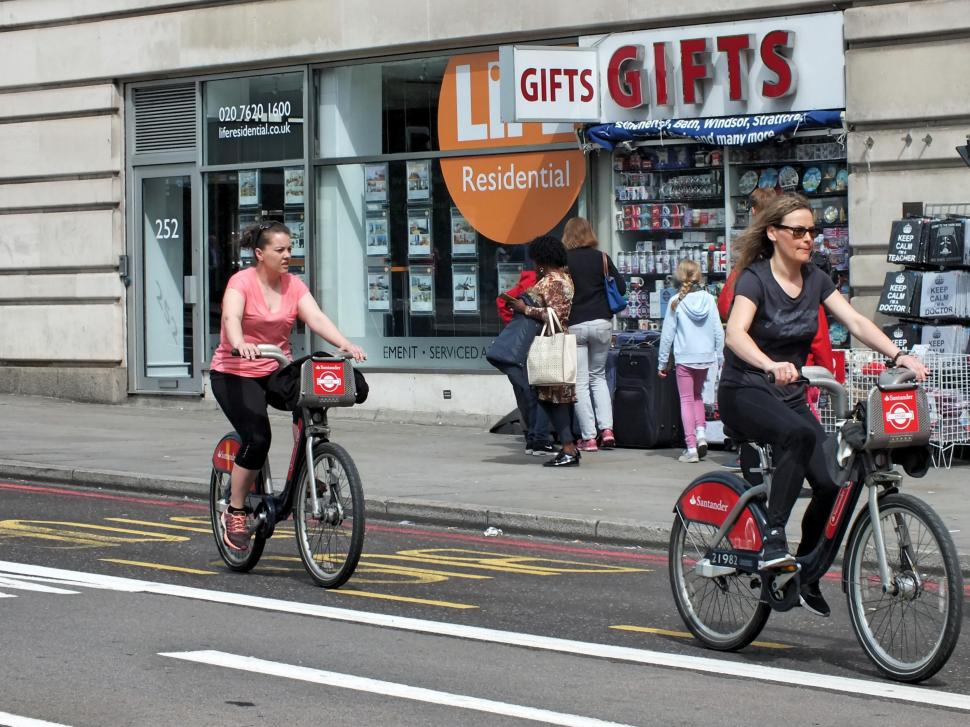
[526,308,577,386]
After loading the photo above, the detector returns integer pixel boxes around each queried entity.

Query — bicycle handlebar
[230,344,354,367]
[766,365,850,419]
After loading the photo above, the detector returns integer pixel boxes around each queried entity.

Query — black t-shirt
[720,259,836,404]
[566,247,625,326]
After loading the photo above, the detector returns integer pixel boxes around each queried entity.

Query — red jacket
[497,270,538,324]
[717,270,835,370]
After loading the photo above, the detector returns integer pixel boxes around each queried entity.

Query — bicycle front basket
[298,355,357,408]
[864,384,931,450]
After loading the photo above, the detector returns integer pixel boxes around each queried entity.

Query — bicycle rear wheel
[669,516,770,651]
[294,441,365,588]
[209,468,266,572]
[845,492,962,682]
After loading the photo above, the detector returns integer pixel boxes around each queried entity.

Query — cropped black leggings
[719,385,839,557]
[210,370,273,470]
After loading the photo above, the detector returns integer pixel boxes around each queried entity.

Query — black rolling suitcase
[612,343,684,448]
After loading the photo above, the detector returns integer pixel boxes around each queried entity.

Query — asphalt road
[2,479,970,726]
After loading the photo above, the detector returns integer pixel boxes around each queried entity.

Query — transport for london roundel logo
[438,52,587,244]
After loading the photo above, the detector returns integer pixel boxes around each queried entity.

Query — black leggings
[719,385,838,557]
[210,370,273,470]
[539,400,575,447]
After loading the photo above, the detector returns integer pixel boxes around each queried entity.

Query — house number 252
[154,218,180,239]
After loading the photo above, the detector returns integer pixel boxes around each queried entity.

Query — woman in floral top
[506,236,579,467]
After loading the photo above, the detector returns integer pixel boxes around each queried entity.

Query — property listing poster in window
[409,265,435,314]
[452,264,479,314]
[407,207,433,258]
[450,207,477,257]
[285,213,305,274]
[367,266,391,312]
[284,167,305,205]
[406,160,431,202]
[238,170,259,207]
[364,163,388,203]
[365,208,389,257]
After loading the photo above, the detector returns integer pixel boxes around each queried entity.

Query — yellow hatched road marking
[259,555,492,585]
[105,518,211,534]
[333,590,478,609]
[610,625,792,650]
[100,559,218,575]
[0,520,190,549]
[376,549,649,576]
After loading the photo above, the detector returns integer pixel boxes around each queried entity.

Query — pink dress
[210,267,310,378]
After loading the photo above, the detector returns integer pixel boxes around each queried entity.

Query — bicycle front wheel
[294,441,365,588]
[845,492,963,682]
[209,467,266,572]
[669,516,770,651]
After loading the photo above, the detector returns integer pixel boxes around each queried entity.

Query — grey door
[131,166,203,393]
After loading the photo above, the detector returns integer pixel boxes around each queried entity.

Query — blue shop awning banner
[584,110,843,151]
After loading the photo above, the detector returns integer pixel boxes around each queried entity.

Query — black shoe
[760,529,795,569]
[543,450,580,467]
[799,582,831,617]
[526,441,556,456]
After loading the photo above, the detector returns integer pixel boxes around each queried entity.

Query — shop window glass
[315,57,448,158]
[204,167,307,360]
[314,159,579,370]
[204,72,305,165]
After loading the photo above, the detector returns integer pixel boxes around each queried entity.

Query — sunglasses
[774,223,819,240]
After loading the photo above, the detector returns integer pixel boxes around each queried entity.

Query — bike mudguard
[212,432,242,474]
[674,472,767,552]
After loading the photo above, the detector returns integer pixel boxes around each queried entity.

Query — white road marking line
[0,592,16,598]
[3,560,969,712]
[0,711,73,726]
[161,650,634,727]
[0,576,79,595]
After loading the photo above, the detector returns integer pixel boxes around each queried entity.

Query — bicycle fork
[864,471,916,595]
[303,434,345,522]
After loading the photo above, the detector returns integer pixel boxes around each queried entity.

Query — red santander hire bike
[668,365,962,682]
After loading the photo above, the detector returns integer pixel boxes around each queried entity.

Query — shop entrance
[131,166,204,394]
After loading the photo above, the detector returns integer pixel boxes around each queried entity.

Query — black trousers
[210,370,273,470]
[538,400,575,447]
[719,385,838,557]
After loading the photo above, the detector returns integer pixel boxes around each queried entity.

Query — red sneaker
[576,437,599,452]
[598,429,616,449]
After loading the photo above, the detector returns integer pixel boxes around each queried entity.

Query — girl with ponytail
[658,259,723,463]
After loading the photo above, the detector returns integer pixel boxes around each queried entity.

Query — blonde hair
[729,193,812,289]
[670,259,703,311]
[562,217,598,250]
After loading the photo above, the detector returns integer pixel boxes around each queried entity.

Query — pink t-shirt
[210,267,310,378]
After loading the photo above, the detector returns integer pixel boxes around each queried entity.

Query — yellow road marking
[610,625,793,650]
[377,549,648,576]
[259,555,492,585]
[0,520,190,549]
[100,559,217,575]
[105,518,210,534]
[333,590,478,609]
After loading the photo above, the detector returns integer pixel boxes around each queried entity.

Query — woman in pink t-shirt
[210,221,365,551]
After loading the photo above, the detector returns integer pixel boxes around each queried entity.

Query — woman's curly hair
[528,235,568,269]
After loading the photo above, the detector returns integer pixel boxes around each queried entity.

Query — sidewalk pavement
[1,393,967,561]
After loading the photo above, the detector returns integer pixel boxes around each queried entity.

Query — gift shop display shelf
[611,135,850,342]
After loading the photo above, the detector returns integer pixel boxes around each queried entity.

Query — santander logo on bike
[313,362,346,396]
[689,494,729,512]
[882,391,919,433]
